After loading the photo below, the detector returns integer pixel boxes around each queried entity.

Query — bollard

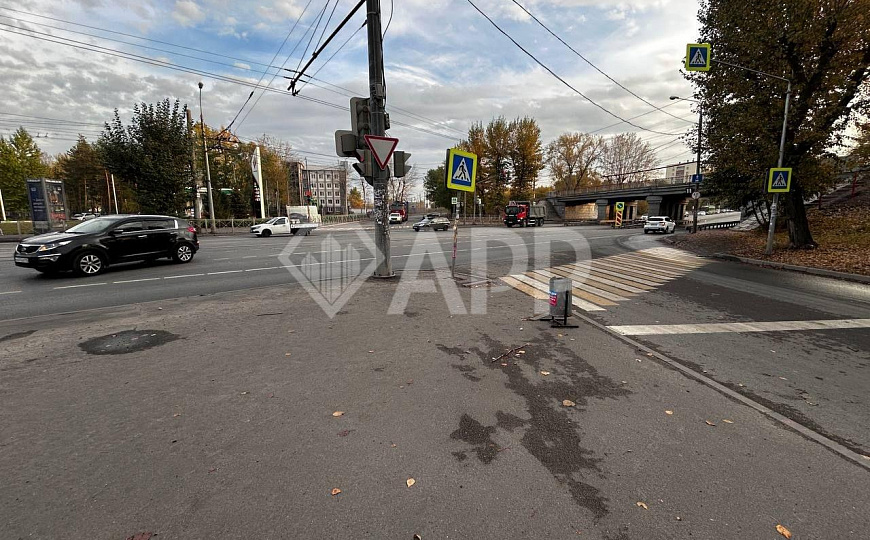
[546,277,578,328]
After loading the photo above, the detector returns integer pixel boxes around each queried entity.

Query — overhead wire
[511,0,693,126]
[465,0,682,137]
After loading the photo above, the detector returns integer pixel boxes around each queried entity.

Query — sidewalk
[1,278,867,538]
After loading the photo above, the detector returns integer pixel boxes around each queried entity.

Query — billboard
[27,178,67,233]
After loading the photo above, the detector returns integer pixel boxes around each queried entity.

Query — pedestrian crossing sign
[685,43,711,72]
[767,168,792,193]
[445,148,477,192]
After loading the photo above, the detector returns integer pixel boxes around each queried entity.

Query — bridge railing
[547,179,694,198]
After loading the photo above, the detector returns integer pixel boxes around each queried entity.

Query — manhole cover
[79,330,179,355]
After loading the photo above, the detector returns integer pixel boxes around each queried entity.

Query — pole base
[536,316,579,329]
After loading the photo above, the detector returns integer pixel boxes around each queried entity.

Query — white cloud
[233,62,251,70]
[171,0,206,27]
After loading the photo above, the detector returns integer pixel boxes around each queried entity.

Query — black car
[412,217,451,231]
[13,215,199,276]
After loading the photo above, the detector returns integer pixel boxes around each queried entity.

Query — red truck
[504,201,545,227]
[390,201,409,222]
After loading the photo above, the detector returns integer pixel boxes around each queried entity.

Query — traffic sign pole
[765,80,792,256]
[365,0,392,277]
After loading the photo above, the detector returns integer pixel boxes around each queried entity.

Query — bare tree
[598,133,658,185]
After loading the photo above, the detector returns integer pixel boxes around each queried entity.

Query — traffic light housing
[350,97,370,143]
[393,151,411,177]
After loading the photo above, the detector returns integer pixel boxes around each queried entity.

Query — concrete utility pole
[765,80,792,255]
[693,105,702,234]
[366,0,392,277]
[186,108,201,220]
[198,82,217,233]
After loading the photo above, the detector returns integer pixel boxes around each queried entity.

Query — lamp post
[670,95,702,233]
[198,82,217,234]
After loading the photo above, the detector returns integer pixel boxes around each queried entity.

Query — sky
[0,0,705,193]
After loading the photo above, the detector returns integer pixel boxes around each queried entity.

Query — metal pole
[110,174,119,214]
[366,0,391,277]
[187,108,201,220]
[199,83,217,234]
[765,80,792,255]
[0,188,6,221]
[692,105,701,234]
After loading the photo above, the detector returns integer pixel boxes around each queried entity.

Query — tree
[423,165,451,209]
[0,128,48,217]
[851,118,870,168]
[508,117,545,200]
[599,133,657,184]
[55,136,106,214]
[694,0,870,248]
[546,132,605,192]
[348,187,364,209]
[483,117,512,212]
[99,99,193,215]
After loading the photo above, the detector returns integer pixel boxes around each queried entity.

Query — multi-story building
[301,165,348,215]
[664,161,712,183]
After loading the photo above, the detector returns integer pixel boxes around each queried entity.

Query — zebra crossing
[500,247,708,312]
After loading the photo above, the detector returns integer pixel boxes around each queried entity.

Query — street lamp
[671,95,702,233]
[198,81,217,234]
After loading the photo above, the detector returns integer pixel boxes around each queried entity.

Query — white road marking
[245,266,282,272]
[113,277,161,284]
[163,273,205,279]
[607,319,870,336]
[53,282,107,290]
[508,273,605,311]
[0,290,23,295]
[206,270,244,275]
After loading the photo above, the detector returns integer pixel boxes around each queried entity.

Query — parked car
[643,216,676,234]
[413,217,450,231]
[74,213,97,221]
[251,216,318,237]
[389,212,403,224]
[13,215,198,276]
[425,213,441,219]
[639,214,649,222]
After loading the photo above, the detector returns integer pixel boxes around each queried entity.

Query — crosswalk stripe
[553,265,650,292]
[570,262,669,286]
[528,270,620,305]
[608,319,870,335]
[548,267,642,296]
[532,269,629,302]
[542,269,620,305]
[612,253,698,273]
[604,256,686,277]
[500,276,549,301]
[510,273,605,311]
[622,251,704,270]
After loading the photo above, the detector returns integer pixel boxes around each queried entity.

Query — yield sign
[364,135,399,170]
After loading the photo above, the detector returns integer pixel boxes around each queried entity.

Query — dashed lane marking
[163,273,205,279]
[608,319,870,336]
[53,282,108,290]
[0,290,23,295]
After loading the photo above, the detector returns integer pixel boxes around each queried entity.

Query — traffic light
[350,97,370,143]
[353,148,374,185]
[393,151,411,177]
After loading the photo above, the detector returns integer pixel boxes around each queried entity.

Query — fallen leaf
[332,411,344,417]
[646,352,654,357]
[862,455,870,461]
[557,333,563,337]
[501,363,508,367]
[240,391,249,395]
[331,488,341,496]
[779,376,788,380]
[776,524,792,539]
[391,443,397,448]
[414,535,422,540]
[665,410,674,415]
[563,400,576,407]
[540,371,551,376]
[208,467,217,473]
[368,350,375,353]
[406,478,416,487]
[173,413,182,418]
[705,420,716,426]
[285,353,292,357]
[636,501,648,509]
[676,516,682,521]
[722,419,734,424]
[518,350,526,354]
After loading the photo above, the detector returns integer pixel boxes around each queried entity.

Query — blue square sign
[686,43,711,71]
[691,173,703,183]
[445,148,477,192]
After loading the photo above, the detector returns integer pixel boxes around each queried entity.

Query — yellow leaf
[540,371,550,376]
[285,353,291,357]
[705,420,716,426]
[173,413,182,418]
[723,419,734,424]
[563,400,576,407]
[332,411,344,417]
[406,478,416,487]
[636,501,648,509]
[665,410,674,415]
[776,524,792,539]
[331,488,341,496]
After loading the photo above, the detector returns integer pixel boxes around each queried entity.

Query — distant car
[425,213,441,219]
[14,215,198,276]
[75,213,97,221]
[639,214,648,222]
[389,212,403,224]
[697,210,707,216]
[643,216,676,234]
[413,217,450,231]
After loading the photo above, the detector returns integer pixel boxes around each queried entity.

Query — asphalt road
[1,222,868,538]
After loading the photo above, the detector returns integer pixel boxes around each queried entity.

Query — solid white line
[207,270,244,275]
[0,290,23,295]
[53,282,107,290]
[245,266,282,272]
[163,273,205,279]
[242,255,258,258]
[607,319,870,336]
[213,257,232,261]
[113,277,161,284]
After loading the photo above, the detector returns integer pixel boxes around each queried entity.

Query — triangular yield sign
[364,135,399,170]
[690,48,706,66]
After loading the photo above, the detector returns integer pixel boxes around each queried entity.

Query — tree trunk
[784,184,817,249]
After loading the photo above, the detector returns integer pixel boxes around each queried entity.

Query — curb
[710,254,870,284]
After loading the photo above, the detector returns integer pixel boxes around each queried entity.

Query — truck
[250,216,319,237]
[390,201,410,222]
[504,201,545,227]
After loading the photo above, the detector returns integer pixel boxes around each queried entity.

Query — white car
[389,212,402,224]
[643,216,676,234]
[251,216,318,237]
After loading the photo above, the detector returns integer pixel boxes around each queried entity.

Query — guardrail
[688,220,741,231]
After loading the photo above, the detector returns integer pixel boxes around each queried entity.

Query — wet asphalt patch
[79,330,179,355]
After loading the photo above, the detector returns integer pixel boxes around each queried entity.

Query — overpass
[546,181,701,222]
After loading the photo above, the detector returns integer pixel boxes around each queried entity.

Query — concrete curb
[710,253,870,284]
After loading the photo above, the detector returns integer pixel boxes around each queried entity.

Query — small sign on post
[445,148,477,192]
[691,173,703,183]
[767,168,792,193]
[614,201,625,228]
[685,43,712,71]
